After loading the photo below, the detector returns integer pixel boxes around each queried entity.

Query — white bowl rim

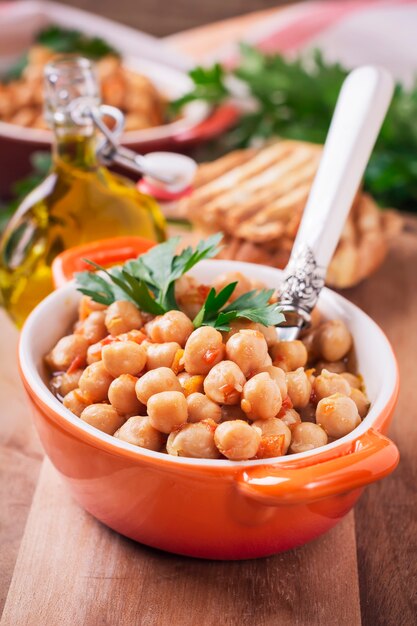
[18,259,399,469]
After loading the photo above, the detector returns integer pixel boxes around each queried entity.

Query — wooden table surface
[1,8,417,626]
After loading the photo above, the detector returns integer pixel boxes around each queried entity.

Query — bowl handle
[51,236,155,288]
[237,429,399,506]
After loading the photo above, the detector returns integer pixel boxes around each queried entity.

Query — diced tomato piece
[125,330,147,344]
[197,284,211,301]
[183,375,205,397]
[277,395,293,417]
[203,348,221,364]
[100,335,120,346]
[66,355,85,374]
[256,434,285,459]
[172,349,185,375]
[219,383,237,401]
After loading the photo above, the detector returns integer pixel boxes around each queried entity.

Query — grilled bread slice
[179,140,402,288]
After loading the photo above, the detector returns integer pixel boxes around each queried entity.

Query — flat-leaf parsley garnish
[75,234,285,331]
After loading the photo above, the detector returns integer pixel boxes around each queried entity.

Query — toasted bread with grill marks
[179,140,402,288]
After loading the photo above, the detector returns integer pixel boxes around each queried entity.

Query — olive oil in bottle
[0,57,166,327]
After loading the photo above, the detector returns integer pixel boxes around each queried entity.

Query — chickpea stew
[45,240,369,461]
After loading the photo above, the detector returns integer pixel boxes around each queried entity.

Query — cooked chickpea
[306,368,316,386]
[135,367,182,404]
[147,391,188,434]
[301,330,319,362]
[63,389,90,417]
[260,365,287,399]
[220,405,248,422]
[211,271,252,302]
[310,307,322,328]
[46,334,89,371]
[252,417,291,453]
[78,295,107,320]
[105,301,143,336]
[214,420,261,460]
[317,320,352,361]
[177,371,192,387]
[224,320,277,348]
[146,342,181,370]
[350,387,370,418]
[313,369,351,401]
[289,422,328,454]
[79,311,107,344]
[187,393,222,423]
[184,326,225,375]
[80,404,125,435]
[258,325,279,348]
[204,361,246,405]
[241,372,282,420]
[271,340,307,372]
[118,329,148,343]
[286,368,312,409]
[175,275,209,319]
[145,310,193,347]
[102,341,146,378]
[108,375,145,416]
[316,393,360,438]
[341,372,362,389]
[223,319,254,342]
[167,421,220,458]
[225,329,269,377]
[78,361,113,403]
[51,369,83,397]
[86,342,102,364]
[314,360,346,375]
[114,416,164,450]
[280,408,301,429]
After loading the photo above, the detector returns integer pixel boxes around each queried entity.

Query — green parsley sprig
[75,234,285,331]
[193,284,284,330]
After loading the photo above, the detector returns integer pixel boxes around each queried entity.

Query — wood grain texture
[346,218,417,626]
[1,460,361,626]
[0,310,43,613]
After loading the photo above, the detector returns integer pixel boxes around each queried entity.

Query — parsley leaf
[193,283,238,328]
[75,270,115,306]
[193,285,285,331]
[170,64,228,113]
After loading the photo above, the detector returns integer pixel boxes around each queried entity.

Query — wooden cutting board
[1,461,361,626]
[1,9,417,626]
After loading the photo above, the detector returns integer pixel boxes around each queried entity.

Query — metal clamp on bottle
[69,99,197,197]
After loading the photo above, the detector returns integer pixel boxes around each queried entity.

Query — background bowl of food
[18,235,399,560]
[0,2,237,193]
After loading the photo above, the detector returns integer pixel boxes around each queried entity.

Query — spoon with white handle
[277,65,394,341]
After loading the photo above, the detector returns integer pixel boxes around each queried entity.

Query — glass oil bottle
[0,56,166,327]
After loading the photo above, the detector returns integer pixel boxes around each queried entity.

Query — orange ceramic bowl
[18,237,399,560]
